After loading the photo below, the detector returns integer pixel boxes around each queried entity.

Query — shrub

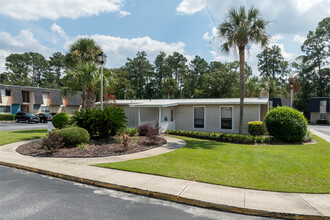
[41,132,64,151]
[138,124,152,136]
[248,121,264,136]
[146,123,160,141]
[0,113,15,121]
[71,106,127,137]
[54,126,90,148]
[166,130,266,144]
[124,128,138,137]
[265,106,308,142]
[302,131,313,142]
[52,112,70,129]
[316,119,328,124]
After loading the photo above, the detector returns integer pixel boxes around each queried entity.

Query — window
[194,107,205,129]
[1,90,10,96]
[320,100,327,107]
[0,106,11,113]
[221,107,232,130]
[41,106,50,113]
[320,113,327,120]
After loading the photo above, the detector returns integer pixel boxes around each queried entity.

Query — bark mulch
[16,136,167,158]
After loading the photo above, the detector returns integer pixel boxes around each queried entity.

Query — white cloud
[202,27,217,41]
[65,35,187,68]
[271,34,284,42]
[177,0,206,15]
[176,0,329,34]
[0,0,129,20]
[50,23,66,38]
[293,34,306,44]
[0,30,54,73]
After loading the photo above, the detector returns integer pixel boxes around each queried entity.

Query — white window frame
[41,106,50,113]
[193,106,206,130]
[219,106,234,131]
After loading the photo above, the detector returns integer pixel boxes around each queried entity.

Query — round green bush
[265,106,307,142]
[52,112,70,128]
[54,126,90,148]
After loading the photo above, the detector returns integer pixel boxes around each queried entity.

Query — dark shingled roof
[66,92,82,106]
[50,90,62,105]
[34,90,43,105]
[269,98,289,107]
[308,97,330,112]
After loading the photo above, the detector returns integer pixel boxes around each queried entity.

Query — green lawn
[0,129,48,145]
[95,135,330,193]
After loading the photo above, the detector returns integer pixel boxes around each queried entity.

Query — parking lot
[0,121,49,131]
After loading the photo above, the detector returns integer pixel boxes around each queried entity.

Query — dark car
[37,113,53,123]
[50,113,57,116]
[15,112,40,123]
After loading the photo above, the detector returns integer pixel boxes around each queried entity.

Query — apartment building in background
[0,85,82,115]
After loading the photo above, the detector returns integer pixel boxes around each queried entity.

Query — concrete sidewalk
[309,128,330,142]
[1,136,329,219]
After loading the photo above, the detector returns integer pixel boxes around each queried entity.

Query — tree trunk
[85,89,96,109]
[238,46,245,134]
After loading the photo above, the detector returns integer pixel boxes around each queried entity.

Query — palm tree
[218,6,269,133]
[63,62,112,109]
[65,38,101,66]
[63,38,104,109]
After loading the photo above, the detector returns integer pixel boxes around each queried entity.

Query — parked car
[37,113,53,123]
[15,112,40,123]
[50,113,57,116]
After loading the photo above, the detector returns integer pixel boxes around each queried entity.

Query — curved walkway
[1,136,329,219]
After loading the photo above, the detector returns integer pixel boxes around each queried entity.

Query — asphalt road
[0,166,268,220]
[0,121,48,131]
[309,124,330,136]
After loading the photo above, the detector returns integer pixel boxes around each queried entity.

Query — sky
[0,0,329,75]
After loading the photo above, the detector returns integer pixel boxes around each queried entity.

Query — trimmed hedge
[248,121,264,136]
[0,113,15,121]
[52,112,70,129]
[265,106,307,142]
[316,119,328,124]
[54,126,90,148]
[166,130,275,144]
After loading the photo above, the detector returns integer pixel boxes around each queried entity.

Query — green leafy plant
[124,128,138,137]
[52,112,70,129]
[54,126,90,148]
[0,114,15,121]
[71,105,127,138]
[248,121,264,136]
[265,106,308,142]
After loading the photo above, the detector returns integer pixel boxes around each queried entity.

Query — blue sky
[0,0,329,75]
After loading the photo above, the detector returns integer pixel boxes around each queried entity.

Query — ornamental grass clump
[265,106,308,142]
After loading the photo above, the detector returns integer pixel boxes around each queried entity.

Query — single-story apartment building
[308,97,330,123]
[0,84,82,115]
[103,97,269,134]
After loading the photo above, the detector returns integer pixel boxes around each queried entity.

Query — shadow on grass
[183,139,225,150]
[10,129,47,134]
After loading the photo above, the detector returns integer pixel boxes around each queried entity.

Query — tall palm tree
[63,62,112,109]
[63,38,104,109]
[218,6,269,133]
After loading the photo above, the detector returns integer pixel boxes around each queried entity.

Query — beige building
[308,97,330,123]
[0,85,82,115]
[108,97,269,134]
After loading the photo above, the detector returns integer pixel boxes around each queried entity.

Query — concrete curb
[1,161,328,220]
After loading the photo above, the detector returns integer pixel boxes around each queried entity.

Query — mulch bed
[16,136,167,158]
